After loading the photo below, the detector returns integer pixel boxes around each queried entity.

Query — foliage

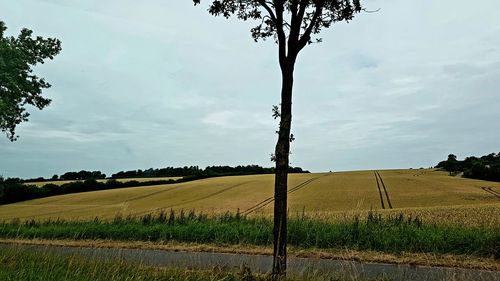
[1,211,498,258]
[436,153,500,182]
[23,170,107,182]
[194,0,362,49]
[18,165,307,183]
[0,177,177,205]
[112,166,202,178]
[0,21,61,141]
[111,165,308,179]
[60,170,106,180]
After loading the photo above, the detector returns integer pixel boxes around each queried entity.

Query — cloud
[201,110,272,130]
[441,62,500,78]
[1,0,500,177]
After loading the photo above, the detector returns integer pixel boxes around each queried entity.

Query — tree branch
[256,0,278,23]
[288,0,308,56]
[290,0,299,17]
[297,1,323,52]
[272,0,288,68]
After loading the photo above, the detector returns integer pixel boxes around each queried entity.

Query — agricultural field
[0,169,499,225]
[28,177,182,187]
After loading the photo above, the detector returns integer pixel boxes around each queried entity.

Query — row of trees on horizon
[111,165,308,179]
[19,165,309,183]
[0,165,308,205]
[0,177,177,205]
[23,171,107,182]
[436,152,500,182]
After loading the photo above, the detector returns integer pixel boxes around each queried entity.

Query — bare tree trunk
[272,61,294,278]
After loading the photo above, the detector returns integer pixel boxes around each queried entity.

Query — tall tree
[0,21,61,141]
[192,0,364,277]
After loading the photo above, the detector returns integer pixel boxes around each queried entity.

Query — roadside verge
[1,238,498,272]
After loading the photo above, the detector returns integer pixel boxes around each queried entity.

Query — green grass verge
[1,211,498,258]
[0,248,391,281]
[0,247,256,281]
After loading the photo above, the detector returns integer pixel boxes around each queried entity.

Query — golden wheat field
[0,169,499,226]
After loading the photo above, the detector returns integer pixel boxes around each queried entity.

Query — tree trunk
[272,61,294,278]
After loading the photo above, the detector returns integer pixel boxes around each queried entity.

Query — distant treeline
[1,174,224,205]
[0,165,309,205]
[21,165,309,183]
[23,170,106,182]
[436,153,500,182]
[111,165,307,179]
[0,177,178,205]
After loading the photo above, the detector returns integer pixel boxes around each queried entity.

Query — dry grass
[1,170,499,224]
[1,238,498,271]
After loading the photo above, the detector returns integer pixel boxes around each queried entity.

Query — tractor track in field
[10,182,183,208]
[374,171,393,209]
[13,205,116,220]
[18,196,74,206]
[130,182,251,217]
[374,172,386,209]
[480,187,500,199]
[377,171,393,209]
[124,185,185,203]
[8,187,185,220]
[241,173,332,216]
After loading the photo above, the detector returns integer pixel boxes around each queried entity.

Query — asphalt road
[1,243,498,281]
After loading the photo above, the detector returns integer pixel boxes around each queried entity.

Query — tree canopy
[0,21,61,141]
[436,152,500,182]
[193,0,362,64]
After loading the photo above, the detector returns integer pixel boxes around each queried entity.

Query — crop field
[0,169,499,224]
[28,177,182,187]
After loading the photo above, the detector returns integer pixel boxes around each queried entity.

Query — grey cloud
[1,0,500,178]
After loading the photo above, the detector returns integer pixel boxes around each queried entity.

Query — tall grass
[1,210,498,258]
[0,248,396,281]
[0,248,258,281]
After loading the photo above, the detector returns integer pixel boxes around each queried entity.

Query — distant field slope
[0,169,499,222]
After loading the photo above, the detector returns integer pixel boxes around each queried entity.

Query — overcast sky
[1,0,499,178]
